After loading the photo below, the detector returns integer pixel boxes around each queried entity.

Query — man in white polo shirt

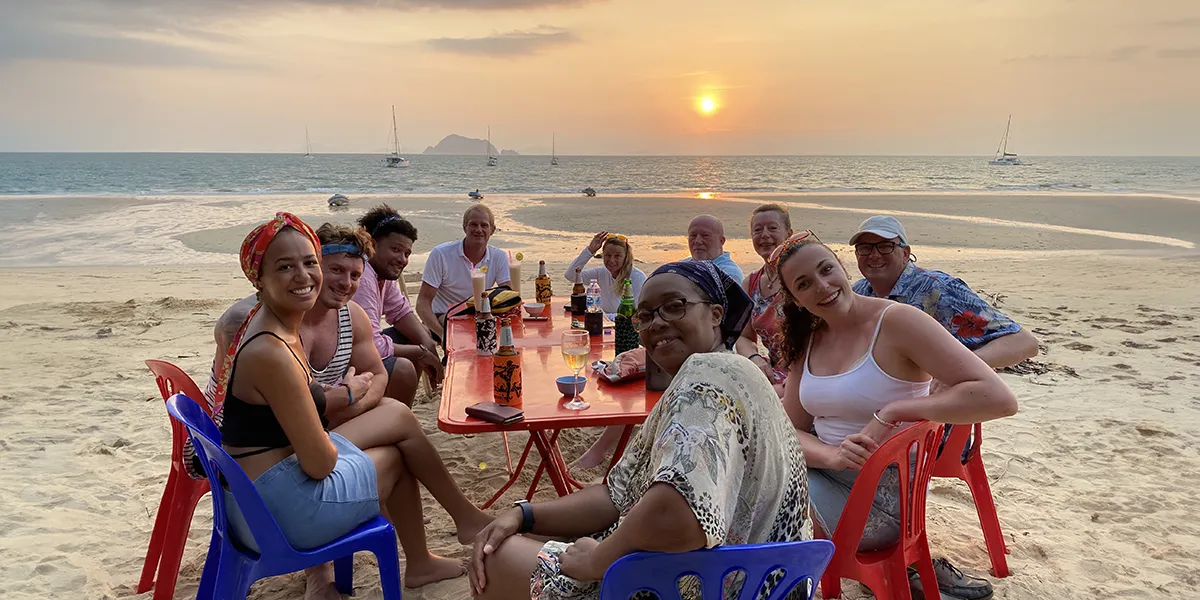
[417,204,511,339]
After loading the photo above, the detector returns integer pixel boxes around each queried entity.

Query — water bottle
[586,279,602,313]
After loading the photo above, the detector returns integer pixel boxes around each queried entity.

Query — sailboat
[550,133,559,166]
[989,115,1023,166]
[304,127,312,159]
[486,127,499,167]
[383,105,409,168]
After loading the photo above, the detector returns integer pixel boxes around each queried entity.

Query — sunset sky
[1,0,1198,155]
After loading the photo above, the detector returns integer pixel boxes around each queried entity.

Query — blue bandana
[650,260,752,349]
[321,243,363,258]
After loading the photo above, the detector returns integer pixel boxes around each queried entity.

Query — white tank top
[799,304,931,447]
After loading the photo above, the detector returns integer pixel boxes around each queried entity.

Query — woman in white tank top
[768,232,1018,552]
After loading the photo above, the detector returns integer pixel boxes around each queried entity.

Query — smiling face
[318,252,364,310]
[853,232,909,284]
[463,207,496,246]
[750,210,792,261]
[687,216,725,261]
[778,242,853,320]
[370,232,412,281]
[635,273,723,375]
[257,228,322,315]
[601,240,628,276]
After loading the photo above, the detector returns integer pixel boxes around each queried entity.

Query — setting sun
[698,96,717,115]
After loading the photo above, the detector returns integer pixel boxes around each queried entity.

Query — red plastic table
[438,301,661,507]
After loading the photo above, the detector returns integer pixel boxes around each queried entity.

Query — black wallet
[465,401,525,425]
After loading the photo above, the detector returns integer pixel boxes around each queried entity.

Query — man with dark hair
[355,205,443,399]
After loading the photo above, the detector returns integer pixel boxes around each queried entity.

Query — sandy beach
[2,192,1199,599]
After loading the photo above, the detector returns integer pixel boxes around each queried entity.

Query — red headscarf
[212,212,321,408]
[239,212,321,284]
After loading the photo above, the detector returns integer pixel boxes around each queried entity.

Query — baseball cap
[849,215,908,246]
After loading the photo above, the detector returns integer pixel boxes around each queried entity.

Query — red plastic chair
[137,360,213,600]
[820,421,945,600]
[933,423,1009,577]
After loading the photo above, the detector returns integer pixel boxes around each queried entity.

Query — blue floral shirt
[852,263,1021,349]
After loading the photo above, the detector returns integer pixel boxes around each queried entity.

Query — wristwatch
[513,499,534,534]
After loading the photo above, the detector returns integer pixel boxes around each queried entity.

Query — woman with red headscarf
[215,213,479,591]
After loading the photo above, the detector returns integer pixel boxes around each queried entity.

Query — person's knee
[387,357,418,405]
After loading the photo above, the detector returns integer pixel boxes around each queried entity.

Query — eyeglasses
[854,241,906,256]
[631,298,711,332]
[767,230,821,268]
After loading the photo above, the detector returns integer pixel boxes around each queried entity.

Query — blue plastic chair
[164,393,403,600]
[599,540,836,600]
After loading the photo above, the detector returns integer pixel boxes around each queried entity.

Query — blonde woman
[563,232,646,319]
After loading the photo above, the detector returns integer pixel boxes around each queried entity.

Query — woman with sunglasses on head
[770,231,1016,593]
[734,203,795,397]
[565,232,648,468]
[468,262,810,600]
[563,232,646,319]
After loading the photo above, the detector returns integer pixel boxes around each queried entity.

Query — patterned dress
[747,268,788,384]
[530,352,811,600]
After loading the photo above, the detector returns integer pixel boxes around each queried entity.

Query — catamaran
[304,127,312,159]
[383,106,409,168]
[989,115,1023,166]
[551,133,559,166]
[486,127,499,167]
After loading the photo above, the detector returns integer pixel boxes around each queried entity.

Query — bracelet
[514,500,535,533]
[343,382,356,406]
[748,353,766,364]
[872,410,901,429]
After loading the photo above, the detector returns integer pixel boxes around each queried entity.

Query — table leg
[603,425,635,484]
[530,431,572,497]
[481,436,537,509]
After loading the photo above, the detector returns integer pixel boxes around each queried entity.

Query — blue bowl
[556,375,587,396]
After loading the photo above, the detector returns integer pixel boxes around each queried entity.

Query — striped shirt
[310,304,355,386]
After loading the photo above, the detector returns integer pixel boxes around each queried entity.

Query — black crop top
[221,331,328,458]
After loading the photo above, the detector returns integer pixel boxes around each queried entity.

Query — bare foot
[456,509,495,545]
[575,448,608,470]
[404,554,468,589]
[304,564,343,600]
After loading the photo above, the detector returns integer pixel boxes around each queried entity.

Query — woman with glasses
[563,231,646,318]
[769,231,1017,556]
[468,261,810,600]
[734,203,794,397]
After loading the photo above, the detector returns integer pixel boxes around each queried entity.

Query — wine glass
[561,330,591,410]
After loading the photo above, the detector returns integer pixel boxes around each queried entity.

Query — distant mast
[551,132,559,166]
[988,115,1023,166]
[384,105,409,167]
[304,127,312,158]
[487,127,499,166]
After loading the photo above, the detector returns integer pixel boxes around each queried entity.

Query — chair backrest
[828,421,945,554]
[599,540,836,600]
[164,393,294,557]
[933,423,982,476]
[146,360,210,462]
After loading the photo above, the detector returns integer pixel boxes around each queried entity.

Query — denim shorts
[224,432,380,552]
[808,466,902,552]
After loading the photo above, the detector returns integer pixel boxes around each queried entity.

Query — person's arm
[876,304,1019,427]
[324,303,388,421]
[585,483,707,572]
[355,277,396,359]
[563,248,595,281]
[416,282,443,340]
[392,311,445,384]
[973,327,1038,370]
[243,339,338,479]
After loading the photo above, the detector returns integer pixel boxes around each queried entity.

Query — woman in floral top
[735,203,795,397]
[469,261,810,600]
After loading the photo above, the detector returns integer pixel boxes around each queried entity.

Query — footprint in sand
[1137,305,1165,313]
[1115,325,1150,334]
[1063,341,1095,351]
[1144,319,1174,327]
[1087,317,1128,324]
[1122,340,1160,350]
[1156,337,1178,343]
[1112,363,1137,371]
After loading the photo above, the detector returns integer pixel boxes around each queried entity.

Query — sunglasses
[767,230,821,268]
[606,233,628,243]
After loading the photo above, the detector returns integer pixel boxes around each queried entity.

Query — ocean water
[2,153,1199,197]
